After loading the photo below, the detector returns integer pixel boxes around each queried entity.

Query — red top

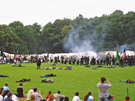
[124,100,129,101]
[46,94,50,100]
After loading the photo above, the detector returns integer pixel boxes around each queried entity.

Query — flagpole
[127,88,129,96]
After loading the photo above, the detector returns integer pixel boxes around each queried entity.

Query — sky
[0,0,135,27]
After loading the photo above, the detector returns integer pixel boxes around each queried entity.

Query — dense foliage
[1,10,135,54]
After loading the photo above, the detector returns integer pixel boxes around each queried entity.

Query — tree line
[0,10,135,54]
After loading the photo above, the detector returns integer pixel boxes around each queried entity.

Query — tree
[0,25,19,53]
[41,19,71,53]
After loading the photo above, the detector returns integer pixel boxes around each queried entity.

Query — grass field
[0,62,135,101]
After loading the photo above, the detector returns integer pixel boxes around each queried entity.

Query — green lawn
[0,63,135,101]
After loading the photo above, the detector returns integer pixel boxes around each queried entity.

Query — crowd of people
[0,52,132,101]
[1,52,135,68]
[0,77,130,101]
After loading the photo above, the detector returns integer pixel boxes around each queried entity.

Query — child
[124,96,130,101]
[108,95,114,101]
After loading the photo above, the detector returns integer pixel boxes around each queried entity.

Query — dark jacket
[37,60,41,66]
[4,97,13,101]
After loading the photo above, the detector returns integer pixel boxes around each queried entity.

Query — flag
[122,47,126,60]
[116,48,120,64]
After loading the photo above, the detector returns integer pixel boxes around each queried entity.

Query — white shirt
[4,94,18,101]
[47,99,56,101]
[89,96,93,100]
[72,96,80,101]
[0,95,3,101]
[12,94,18,101]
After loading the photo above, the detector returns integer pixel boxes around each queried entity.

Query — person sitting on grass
[0,90,3,101]
[30,95,35,101]
[108,95,114,101]
[47,94,56,101]
[0,87,4,92]
[27,86,34,101]
[3,90,10,99]
[65,65,72,70]
[32,88,42,101]
[16,78,31,82]
[3,90,18,101]
[124,96,130,101]
[3,83,10,93]
[64,97,69,101]
[83,92,93,101]
[40,73,56,78]
[0,75,9,78]
[72,92,82,101]
[41,79,54,83]
[46,91,52,101]
[14,59,17,64]
[54,91,65,101]
[84,94,91,101]
[3,92,13,101]
[20,60,24,63]
[88,92,94,101]
[16,83,25,98]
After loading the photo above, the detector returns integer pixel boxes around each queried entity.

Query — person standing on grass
[37,59,41,69]
[97,77,111,101]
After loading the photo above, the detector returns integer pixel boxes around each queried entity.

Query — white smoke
[62,25,95,53]
[116,44,134,53]
[62,18,134,55]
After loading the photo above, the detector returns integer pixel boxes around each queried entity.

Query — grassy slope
[0,63,135,101]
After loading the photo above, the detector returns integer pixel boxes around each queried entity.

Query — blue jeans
[99,97,108,101]
[86,62,89,65]
[41,74,49,78]
[37,66,40,69]
[41,74,54,78]
[80,62,83,65]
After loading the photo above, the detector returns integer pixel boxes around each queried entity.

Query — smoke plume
[62,25,95,53]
